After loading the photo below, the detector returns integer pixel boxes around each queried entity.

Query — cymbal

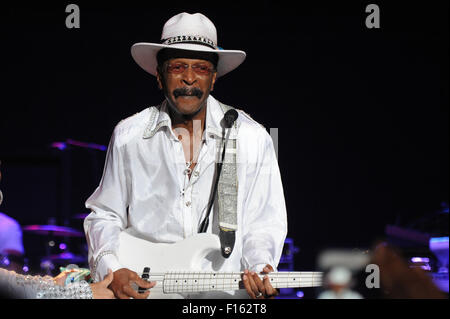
[22,225,84,237]
[42,252,86,264]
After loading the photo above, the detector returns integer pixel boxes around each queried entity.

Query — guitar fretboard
[158,271,323,294]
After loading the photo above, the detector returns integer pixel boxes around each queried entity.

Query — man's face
[157,58,217,116]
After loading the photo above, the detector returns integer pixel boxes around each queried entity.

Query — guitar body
[118,231,227,299]
[117,230,322,299]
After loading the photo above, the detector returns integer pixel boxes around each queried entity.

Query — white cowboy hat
[131,12,246,78]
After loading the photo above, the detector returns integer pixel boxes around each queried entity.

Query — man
[84,12,287,299]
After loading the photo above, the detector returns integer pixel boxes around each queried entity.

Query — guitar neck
[161,271,323,294]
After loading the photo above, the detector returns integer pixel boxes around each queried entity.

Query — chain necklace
[184,139,204,176]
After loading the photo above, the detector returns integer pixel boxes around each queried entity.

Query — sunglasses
[166,62,215,75]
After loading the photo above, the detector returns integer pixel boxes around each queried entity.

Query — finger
[53,273,68,286]
[131,273,155,289]
[262,265,274,274]
[251,272,266,297]
[138,281,157,292]
[123,285,150,299]
[136,289,151,299]
[248,272,265,299]
[263,275,278,298]
[101,269,114,287]
[242,270,256,299]
[54,269,76,284]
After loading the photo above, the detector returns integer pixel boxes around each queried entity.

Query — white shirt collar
[142,95,234,143]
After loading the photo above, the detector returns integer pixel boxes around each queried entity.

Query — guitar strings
[137,271,323,293]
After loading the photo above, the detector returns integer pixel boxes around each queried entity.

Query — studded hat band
[161,35,217,50]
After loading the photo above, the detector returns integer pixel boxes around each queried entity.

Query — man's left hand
[243,264,279,299]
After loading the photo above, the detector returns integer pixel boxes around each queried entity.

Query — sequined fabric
[215,104,239,230]
[0,268,93,299]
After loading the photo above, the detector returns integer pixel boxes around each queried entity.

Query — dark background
[0,1,448,278]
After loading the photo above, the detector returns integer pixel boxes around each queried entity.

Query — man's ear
[156,68,163,90]
[210,72,218,92]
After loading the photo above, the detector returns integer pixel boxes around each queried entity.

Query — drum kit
[19,215,89,276]
[0,139,104,276]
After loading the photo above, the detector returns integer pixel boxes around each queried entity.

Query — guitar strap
[215,102,239,258]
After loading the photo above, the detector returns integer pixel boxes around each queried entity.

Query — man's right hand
[109,268,156,299]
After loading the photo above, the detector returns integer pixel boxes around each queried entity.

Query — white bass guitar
[117,231,322,299]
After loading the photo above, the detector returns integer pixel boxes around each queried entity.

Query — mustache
[173,87,204,99]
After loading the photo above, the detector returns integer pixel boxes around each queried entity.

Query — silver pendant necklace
[184,139,204,176]
[184,161,193,175]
